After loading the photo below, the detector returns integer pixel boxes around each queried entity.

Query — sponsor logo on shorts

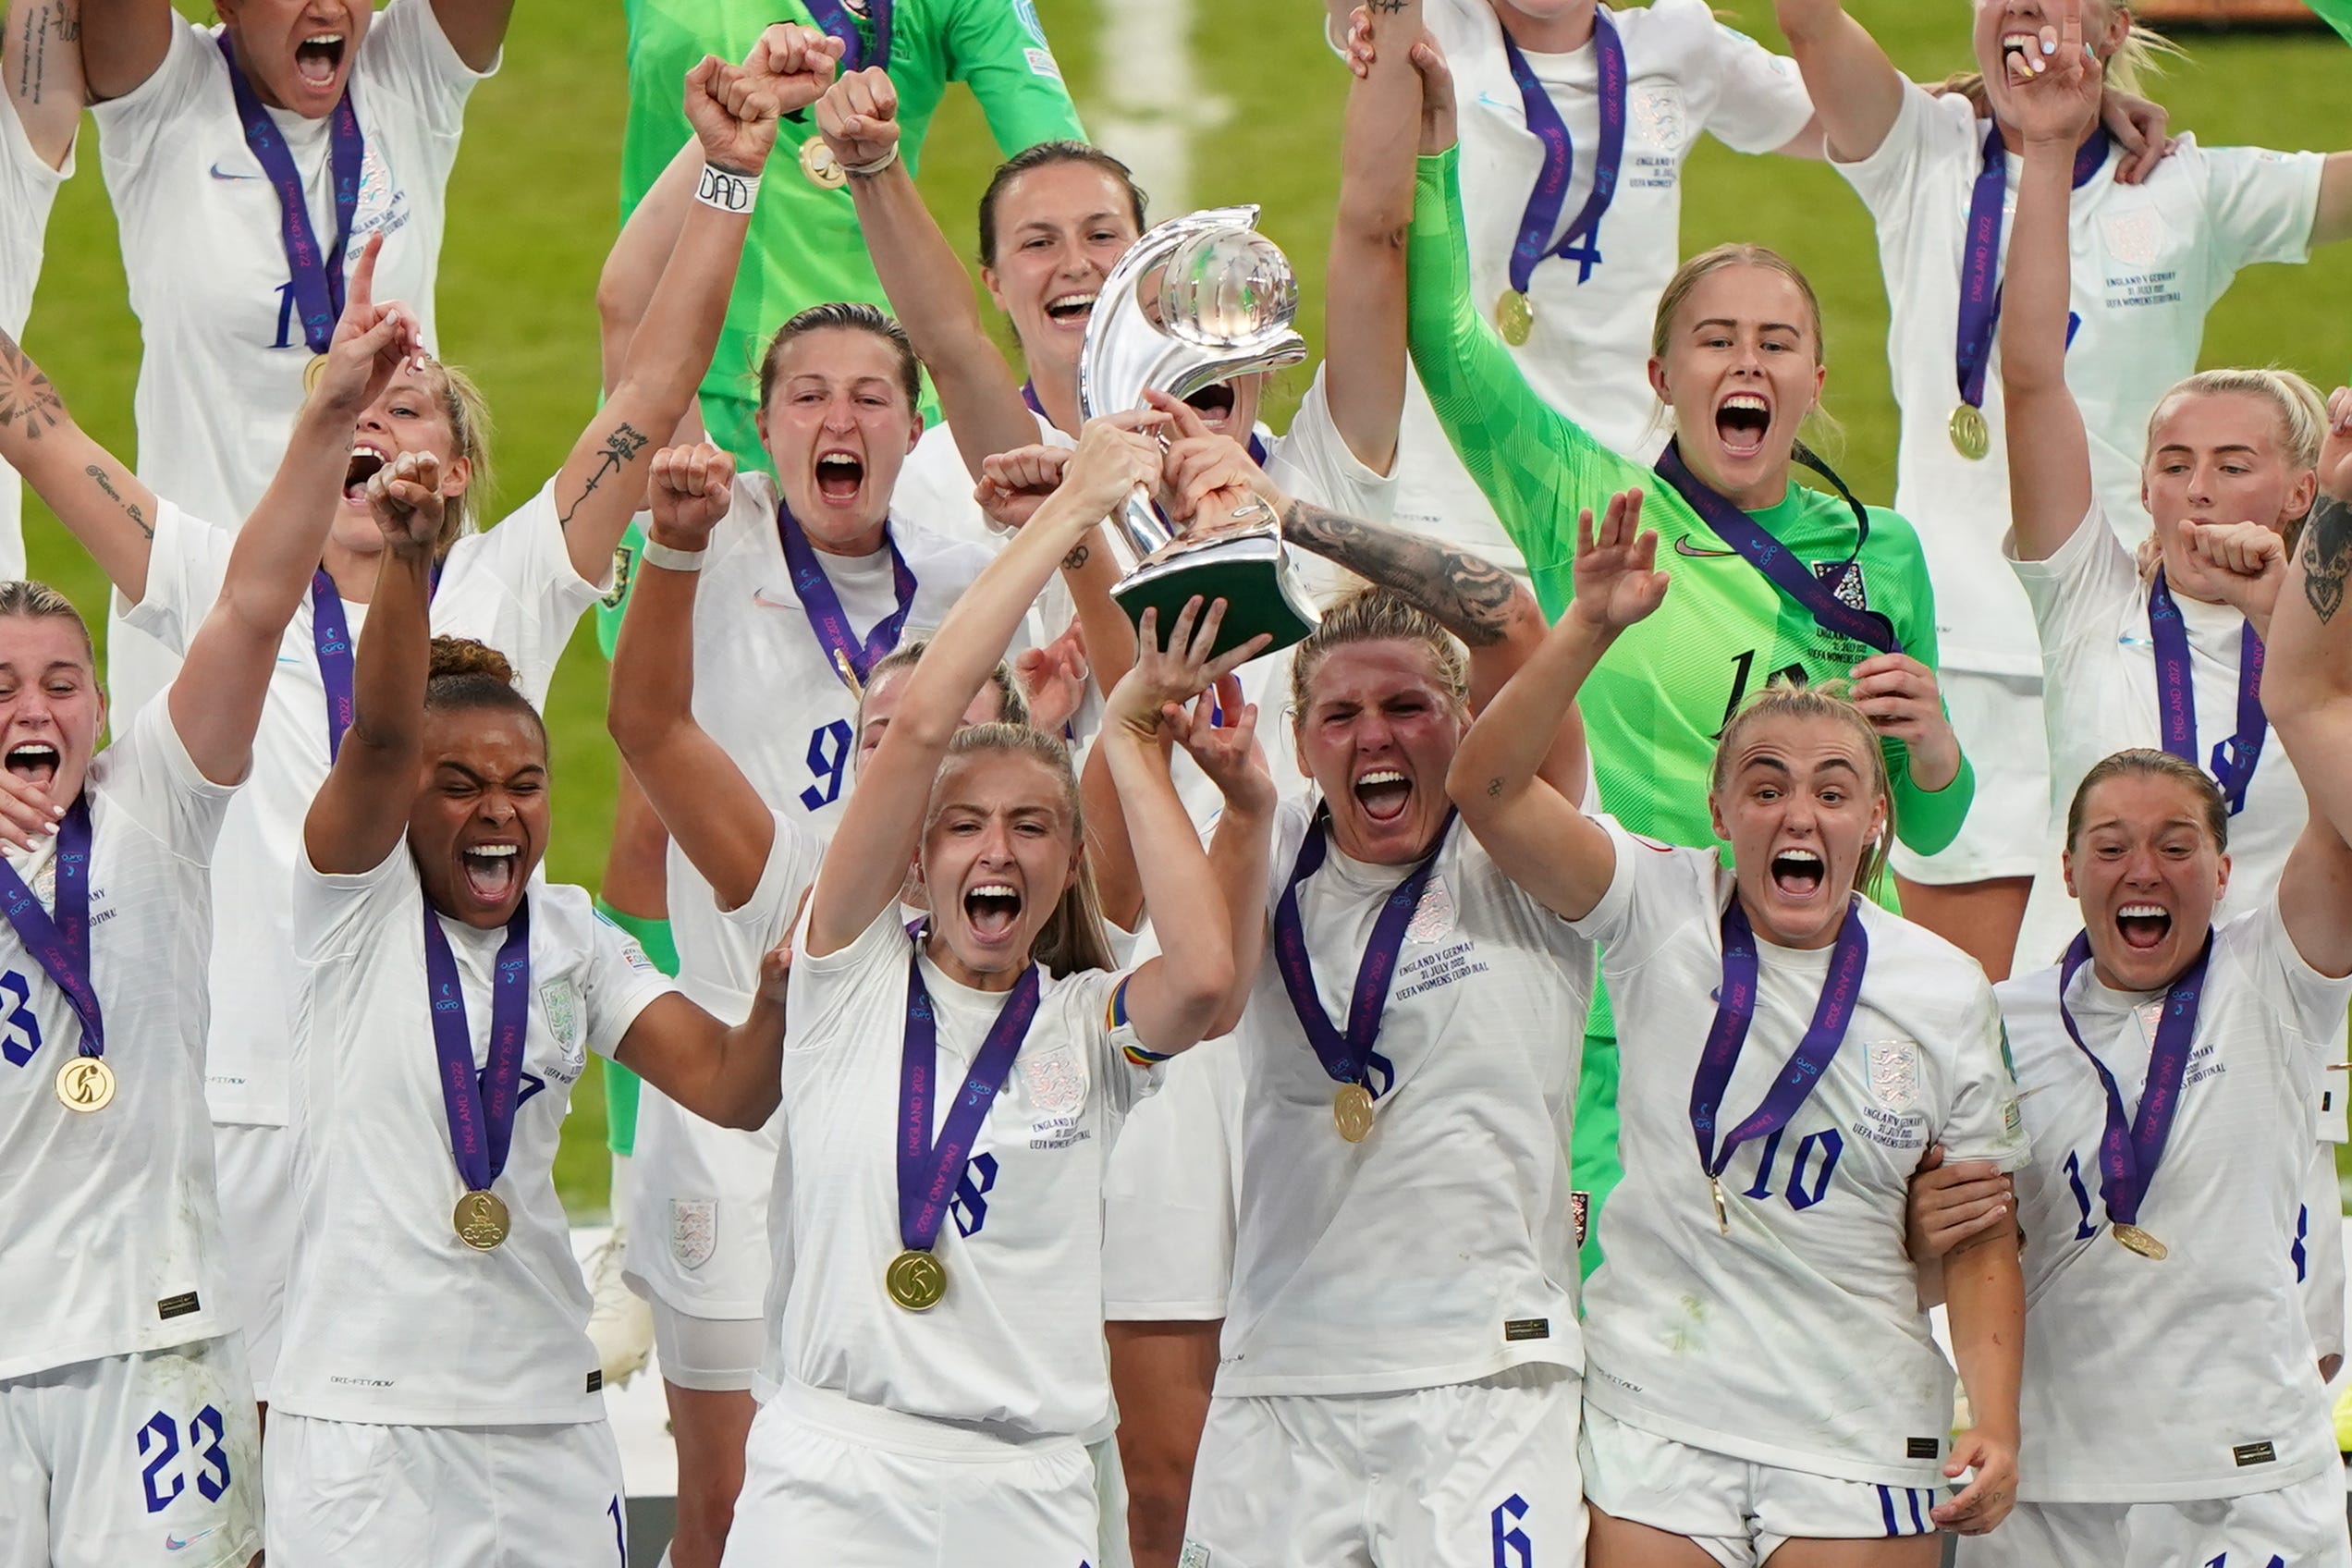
[1503,1317,1550,1341]
[670,1199,717,1270]
[2234,1440,2277,1467]
[1906,1437,1942,1459]
[157,1292,202,1321]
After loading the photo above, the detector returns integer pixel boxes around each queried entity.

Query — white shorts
[1182,1363,1586,1568]
[1102,1031,1243,1320]
[211,1119,296,1401]
[1580,1403,1942,1568]
[0,1336,262,1568]
[1887,667,2047,886]
[651,1301,764,1393]
[1954,1466,2352,1568]
[624,1082,779,1320]
[721,1381,1099,1568]
[263,1412,626,1567]
[2300,1144,2346,1373]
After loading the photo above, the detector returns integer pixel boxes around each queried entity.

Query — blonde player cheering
[0,44,796,1426]
[0,238,426,1568]
[1919,409,2352,1568]
[1989,6,2349,1382]
[1452,493,2028,1567]
[717,420,1262,1566]
[268,445,795,1567]
[1775,0,2352,977]
[1,0,80,580]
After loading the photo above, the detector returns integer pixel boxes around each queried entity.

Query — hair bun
[427,636,516,686]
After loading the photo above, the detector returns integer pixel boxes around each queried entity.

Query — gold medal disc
[453,1189,511,1251]
[1332,1083,1377,1143]
[2112,1222,2168,1261]
[303,353,330,396]
[1948,402,1991,461]
[800,135,847,191]
[1496,289,1535,349]
[885,1248,948,1311]
[55,1056,115,1114]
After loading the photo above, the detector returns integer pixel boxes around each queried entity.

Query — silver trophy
[1079,205,1317,661]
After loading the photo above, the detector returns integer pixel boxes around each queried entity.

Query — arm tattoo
[1061,542,1090,572]
[1368,0,1408,10]
[0,330,63,440]
[558,422,651,527]
[2301,494,2352,624]
[1280,497,1517,646]
[86,465,152,540]
[13,3,75,104]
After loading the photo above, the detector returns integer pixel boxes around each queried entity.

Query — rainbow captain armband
[1108,977,1171,1067]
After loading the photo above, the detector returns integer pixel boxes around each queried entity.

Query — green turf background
[22,1,2352,1216]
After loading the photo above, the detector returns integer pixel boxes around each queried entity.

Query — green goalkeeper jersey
[1406,145,1976,1039]
[2311,0,2352,46]
[619,0,1085,462]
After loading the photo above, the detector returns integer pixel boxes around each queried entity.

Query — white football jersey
[0,701,236,1379]
[771,903,1153,1438]
[1216,797,1596,1397]
[1834,82,2322,676]
[275,854,673,1426]
[92,0,489,532]
[2011,506,2306,974]
[1395,0,1813,572]
[1574,818,2027,1486]
[123,488,605,1126]
[1999,899,2347,1502]
[0,90,70,580]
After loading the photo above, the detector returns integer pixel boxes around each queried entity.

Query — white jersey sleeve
[103,681,244,862]
[1563,814,1704,962]
[435,478,612,704]
[2198,142,2325,274]
[680,809,827,1023]
[353,0,499,135]
[117,500,238,657]
[1264,364,1396,525]
[582,909,680,1060]
[1831,77,1972,216]
[2011,502,2141,660]
[1675,0,1813,154]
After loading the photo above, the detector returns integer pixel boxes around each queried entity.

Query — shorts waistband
[769,1379,1085,1463]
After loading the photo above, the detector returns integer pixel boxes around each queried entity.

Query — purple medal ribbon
[1954,125,2112,418]
[777,499,916,687]
[802,0,893,73]
[2146,569,2267,816]
[310,562,441,759]
[897,949,1040,1255]
[2054,928,2211,1230]
[1500,9,1625,289]
[1021,379,1270,465]
[1690,894,1869,1184]
[1653,439,1901,655]
[1270,807,1454,1100]
[0,797,103,1060]
[421,897,533,1198]
[215,33,363,361]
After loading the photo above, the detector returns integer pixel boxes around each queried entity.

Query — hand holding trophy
[1079,205,1317,661]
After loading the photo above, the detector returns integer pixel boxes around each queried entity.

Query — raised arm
[804,419,1162,958]
[0,324,160,600]
[428,0,514,74]
[1999,4,2101,563]
[1447,491,1668,919]
[170,240,424,787]
[6,0,82,165]
[549,31,813,583]
[815,67,1039,476]
[73,0,168,102]
[2313,153,2352,249]
[1771,0,1907,165]
[2260,391,2352,979]
[606,442,776,912]
[301,453,441,876]
[611,943,791,1131]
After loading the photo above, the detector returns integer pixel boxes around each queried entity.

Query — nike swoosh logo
[166,1528,218,1551]
[207,163,261,181]
[1672,537,1740,558]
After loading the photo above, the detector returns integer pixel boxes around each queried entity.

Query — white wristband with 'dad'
[696,163,760,214]
[641,540,707,573]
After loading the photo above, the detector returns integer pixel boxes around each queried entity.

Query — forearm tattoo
[559,422,650,527]
[1280,498,1517,646]
[14,3,76,105]
[0,329,63,441]
[2301,494,2352,624]
[1062,542,1090,572]
[86,465,151,540]
[1368,0,1408,11]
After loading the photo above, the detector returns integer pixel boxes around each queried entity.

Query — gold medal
[55,1056,114,1114]
[2112,1222,2168,1261]
[800,135,846,191]
[886,1247,947,1311]
[1332,1083,1376,1143]
[453,1189,510,1251]
[1495,288,1534,348]
[303,353,330,396]
[1948,402,1991,461]
[1710,1178,1730,1235]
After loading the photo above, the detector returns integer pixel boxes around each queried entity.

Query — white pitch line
[1086,0,1230,214]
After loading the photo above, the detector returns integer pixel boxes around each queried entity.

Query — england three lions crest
[1867,1039,1920,1111]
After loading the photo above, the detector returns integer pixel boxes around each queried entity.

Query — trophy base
[1109,533,1319,664]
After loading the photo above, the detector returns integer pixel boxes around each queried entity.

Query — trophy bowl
[1079,207,1318,663]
